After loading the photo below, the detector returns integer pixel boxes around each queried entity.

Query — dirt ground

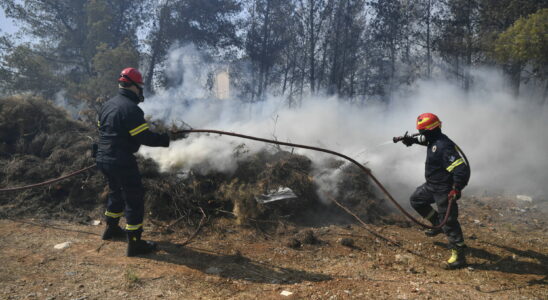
[0,195,546,300]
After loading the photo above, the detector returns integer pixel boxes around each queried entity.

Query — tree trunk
[426,0,432,78]
[464,0,473,92]
[258,0,272,101]
[506,62,522,98]
[282,56,291,94]
[328,2,343,95]
[145,2,169,93]
[289,50,297,102]
[308,0,316,93]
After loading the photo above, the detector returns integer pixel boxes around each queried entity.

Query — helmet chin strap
[419,128,442,142]
[135,85,145,103]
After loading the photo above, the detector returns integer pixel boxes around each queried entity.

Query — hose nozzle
[393,135,404,143]
[393,131,421,143]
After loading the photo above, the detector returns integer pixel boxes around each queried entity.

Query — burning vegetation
[0,96,393,228]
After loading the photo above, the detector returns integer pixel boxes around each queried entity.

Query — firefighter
[399,113,471,269]
[96,67,185,257]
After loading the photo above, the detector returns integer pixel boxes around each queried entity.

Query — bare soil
[1,195,546,300]
[1,97,546,299]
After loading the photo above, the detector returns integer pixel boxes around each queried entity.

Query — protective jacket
[420,131,470,192]
[96,89,169,165]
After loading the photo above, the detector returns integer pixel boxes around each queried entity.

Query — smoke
[53,90,86,120]
[139,45,548,201]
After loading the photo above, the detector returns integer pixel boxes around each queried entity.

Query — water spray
[172,129,455,230]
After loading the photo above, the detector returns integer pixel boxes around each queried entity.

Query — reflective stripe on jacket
[96,89,169,165]
[425,133,470,191]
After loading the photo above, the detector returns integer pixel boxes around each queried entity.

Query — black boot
[126,229,157,257]
[424,211,443,237]
[425,227,443,237]
[446,244,467,269]
[102,217,126,241]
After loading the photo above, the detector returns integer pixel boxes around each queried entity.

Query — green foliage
[83,0,117,61]
[478,0,544,48]
[0,45,61,98]
[1,0,546,103]
[244,0,296,99]
[74,41,139,105]
[144,0,241,91]
[494,8,548,70]
[0,0,141,105]
[434,0,480,72]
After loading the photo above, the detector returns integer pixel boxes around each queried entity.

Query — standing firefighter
[398,113,471,269]
[96,67,184,257]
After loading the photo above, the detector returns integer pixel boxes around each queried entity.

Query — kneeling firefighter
[395,113,471,269]
[95,67,186,257]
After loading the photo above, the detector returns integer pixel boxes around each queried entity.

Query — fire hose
[0,165,96,192]
[176,129,454,230]
[0,129,454,230]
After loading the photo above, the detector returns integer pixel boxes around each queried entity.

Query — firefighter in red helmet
[398,113,471,269]
[96,67,185,257]
[118,67,146,102]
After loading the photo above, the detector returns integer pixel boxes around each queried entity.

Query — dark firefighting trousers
[410,183,464,248]
[97,162,144,230]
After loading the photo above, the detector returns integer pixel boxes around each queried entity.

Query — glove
[401,135,415,147]
[168,130,188,141]
[448,188,461,201]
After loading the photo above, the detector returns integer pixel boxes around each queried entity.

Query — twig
[95,241,106,253]
[327,194,401,247]
[328,195,430,259]
[166,215,186,230]
[215,209,278,224]
[180,207,207,246]
[215,209,236,216]
[148,218,164,228]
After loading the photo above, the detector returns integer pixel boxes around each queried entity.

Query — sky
[0,8,18,35]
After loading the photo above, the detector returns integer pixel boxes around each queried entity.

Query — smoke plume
[139,46,548,202]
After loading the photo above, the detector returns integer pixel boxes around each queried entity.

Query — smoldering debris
[1,96,392,229]
[301,230,321,245]
[283,230,324,248]
[339,238,355,248]
[255,187,298,204]
[286,238,302,249]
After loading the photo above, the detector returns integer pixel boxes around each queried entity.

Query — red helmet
[416,113,442,130]
[118,67,144,86]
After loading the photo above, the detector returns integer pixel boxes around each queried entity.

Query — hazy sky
[0,9,18,35]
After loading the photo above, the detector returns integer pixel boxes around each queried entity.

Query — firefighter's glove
[448,189,461,201]
[168,130,188,141]
[401,135,415,147]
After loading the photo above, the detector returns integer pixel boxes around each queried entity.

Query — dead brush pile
[141,149,318,226]
[0,96,180,221]
[0,95,391,227]
[0,95,103,219]
[146,149,393,227]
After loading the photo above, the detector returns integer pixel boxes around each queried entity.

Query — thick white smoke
[139,45,548,202]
